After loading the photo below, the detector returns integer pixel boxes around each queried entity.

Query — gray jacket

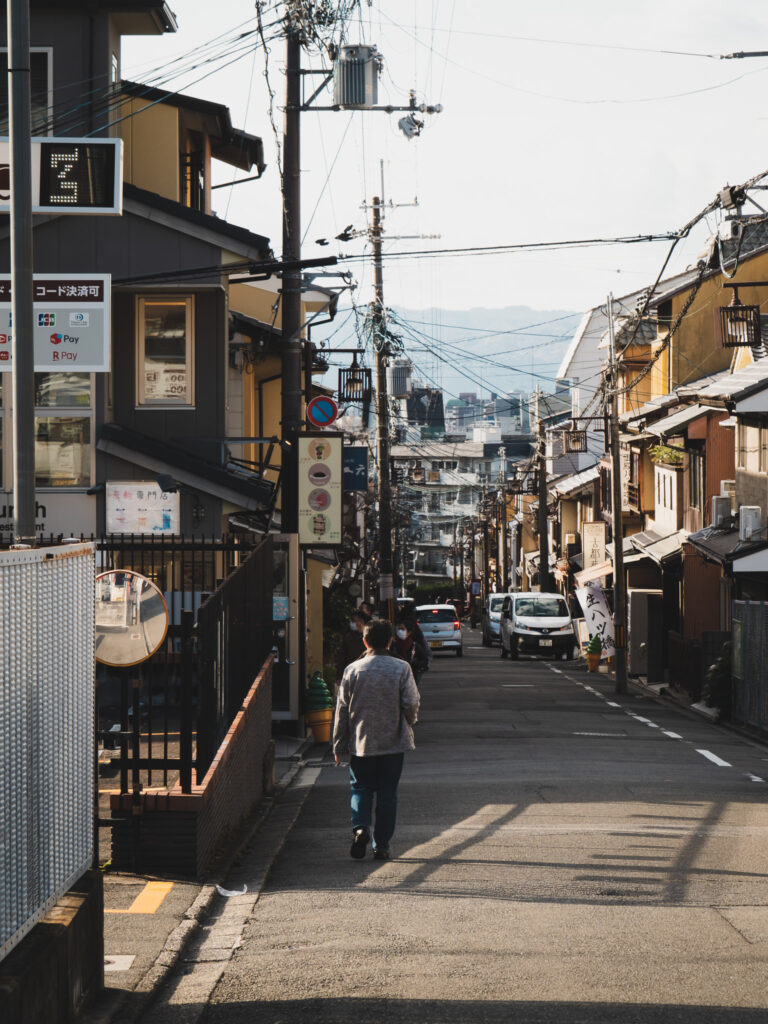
[333,650,420,757]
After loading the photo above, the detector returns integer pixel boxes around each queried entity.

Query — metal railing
[197,536,274,779]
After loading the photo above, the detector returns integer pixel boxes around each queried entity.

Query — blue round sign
[307,396,338,427]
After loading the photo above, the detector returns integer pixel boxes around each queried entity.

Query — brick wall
[111,655,274,878]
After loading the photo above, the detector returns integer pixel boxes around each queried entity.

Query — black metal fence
[92,533,272,794]
[196,535,274,779]
[732,600,768,734]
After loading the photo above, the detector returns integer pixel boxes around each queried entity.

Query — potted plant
[586,634,602,672]
[649,444,684,468]
[304,671,334,743]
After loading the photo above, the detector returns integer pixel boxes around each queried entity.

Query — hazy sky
[122,2,768,322]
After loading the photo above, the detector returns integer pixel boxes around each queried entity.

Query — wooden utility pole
[537,417,553,592]
[607,293,628,694]
[280,16,302,533]
[371,196,395,622]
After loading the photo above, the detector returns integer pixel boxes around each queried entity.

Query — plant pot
[586,652,601,673]
[305,708,333,743]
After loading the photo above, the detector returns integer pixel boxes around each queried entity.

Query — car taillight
[453,620,460,630]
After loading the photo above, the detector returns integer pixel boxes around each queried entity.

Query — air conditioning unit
[739,505,762,541]
[711,495,731,527]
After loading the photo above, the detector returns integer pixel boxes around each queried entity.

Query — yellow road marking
[105,881,174,915]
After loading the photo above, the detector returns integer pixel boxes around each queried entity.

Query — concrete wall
[0,871,103,1024]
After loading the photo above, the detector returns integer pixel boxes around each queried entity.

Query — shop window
[35,416,90,487]
[137,297,194,407]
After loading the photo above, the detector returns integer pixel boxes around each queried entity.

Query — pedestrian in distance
[393,616,430,688]
[335,609,370,682]
[333,619,420,860]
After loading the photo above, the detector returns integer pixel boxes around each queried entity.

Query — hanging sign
[306,395,339,428]
[343,446,368,491]
[0,137,122,215]
[0,274,110,372]
[581,521,607,569]
[298,434,342,545]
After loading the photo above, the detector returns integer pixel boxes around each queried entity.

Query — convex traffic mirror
[95,570,169,667]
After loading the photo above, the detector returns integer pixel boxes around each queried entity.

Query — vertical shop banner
[298,435,342,545]
[581,521,607,569]
[343,446,368,491]
[575,583,616,658]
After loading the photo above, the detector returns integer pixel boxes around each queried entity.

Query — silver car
[482,593,514,646]
[416,604,463,657]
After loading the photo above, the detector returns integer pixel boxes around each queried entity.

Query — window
[137,297,194,406]
[0,49,52,134]
[1,374,92,488]
[737,423,747,469]
[689,451,703,509]
[760,426,768,473]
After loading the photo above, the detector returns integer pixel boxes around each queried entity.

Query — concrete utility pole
[280,14,303,533]
[499,445,508,590]
[537,417,553,592]
[607,293,628,694]
[371,196,395,622]
[8,0,36,544]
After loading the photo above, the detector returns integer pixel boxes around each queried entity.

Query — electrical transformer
[333,44,380,109]
[387,357,413,397]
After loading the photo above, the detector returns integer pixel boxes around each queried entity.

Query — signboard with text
[575,583,615,658]
[581,521,607,569]
[343,446,368,491]
[106,481,180,535]
[0,138,122,215]
[298,434,342,546]
[0,274,110,372]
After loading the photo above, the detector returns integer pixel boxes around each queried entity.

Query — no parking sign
[306,395,338,428]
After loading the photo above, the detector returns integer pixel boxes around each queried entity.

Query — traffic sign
[306,395,339,427]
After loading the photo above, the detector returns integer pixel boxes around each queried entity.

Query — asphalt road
[146,632,768,1023]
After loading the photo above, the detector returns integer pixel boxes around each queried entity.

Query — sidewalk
[87,734,317,1024]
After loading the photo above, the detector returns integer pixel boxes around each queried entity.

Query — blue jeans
[349,753,404,852]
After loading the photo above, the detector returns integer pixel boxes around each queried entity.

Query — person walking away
[393,619,429,688]
[333,620,420,860]
[335,610,369,683]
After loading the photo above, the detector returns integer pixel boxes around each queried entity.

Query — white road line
[573,732,626,737]
[662,730,682,739]
[746,774,765,783]
[696,749,732,768]
[550,668,562,674]
[606,701,621,707]
[501,684,534,687]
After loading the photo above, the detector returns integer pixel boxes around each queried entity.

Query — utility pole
[8,0,36,544]
[607,293,628,694]
[280,11,302,534]
[499,445,508,590]
[537,417,552,592]
[371,196,395,622]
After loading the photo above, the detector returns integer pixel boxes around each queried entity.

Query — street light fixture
[716,284,762,348]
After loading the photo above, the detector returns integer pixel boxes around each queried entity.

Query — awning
[646,405,708,438]
[574,560,613,586]
[732,548,768,573]
[552,464,599,498]
[631,528,688,565]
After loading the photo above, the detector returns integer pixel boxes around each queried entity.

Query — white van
[500,592,575,660]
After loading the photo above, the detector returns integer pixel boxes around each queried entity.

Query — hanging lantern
[716,287,761,348]
[338,355,372,403]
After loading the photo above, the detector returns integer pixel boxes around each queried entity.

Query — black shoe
[372,848,390,860]
[350,827,370,859]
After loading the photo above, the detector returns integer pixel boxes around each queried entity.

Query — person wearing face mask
[393,617,429,688]
[335,609,370,681]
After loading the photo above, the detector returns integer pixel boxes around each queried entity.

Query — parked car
[499,592,575,660]
[481,593,514,646]
[416,604,463,656]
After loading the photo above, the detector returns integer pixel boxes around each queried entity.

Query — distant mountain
[389,305,582,397]
[315,303,583,399]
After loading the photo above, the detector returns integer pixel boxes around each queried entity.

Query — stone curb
[88,758,308,1024]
